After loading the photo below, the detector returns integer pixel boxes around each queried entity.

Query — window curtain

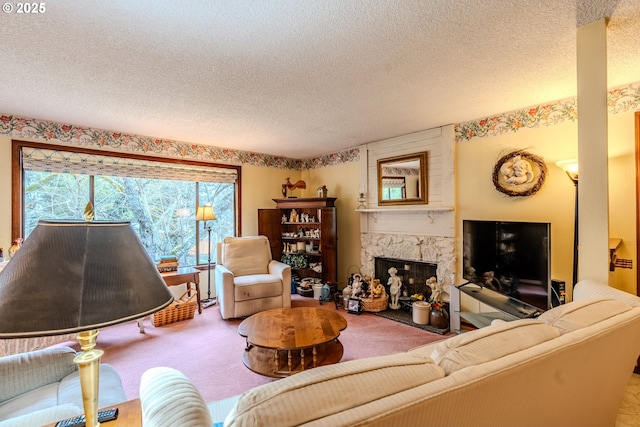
[21,147,237,183]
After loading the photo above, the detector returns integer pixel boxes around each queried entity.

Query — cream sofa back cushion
[221,236,272,277]
[537,297,632,334]
[225,353,444,427]
[429,319,560,375]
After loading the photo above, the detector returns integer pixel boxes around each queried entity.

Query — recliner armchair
[215,236,291,320]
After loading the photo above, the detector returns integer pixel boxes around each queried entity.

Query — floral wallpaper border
[455,82,640,143]
[0,115,359,170]
[1,82,638,168]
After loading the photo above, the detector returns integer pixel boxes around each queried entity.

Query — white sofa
[0,346,127,427]
[140,280,640,427]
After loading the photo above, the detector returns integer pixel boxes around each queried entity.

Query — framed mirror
[377,152,428,206]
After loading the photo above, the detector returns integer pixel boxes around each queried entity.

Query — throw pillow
[537,297,632,334]
[430,319,560,375]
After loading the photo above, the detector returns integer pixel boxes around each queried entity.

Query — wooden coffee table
[238,307,347,378]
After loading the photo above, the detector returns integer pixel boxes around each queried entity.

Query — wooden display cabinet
[258,198,337,284]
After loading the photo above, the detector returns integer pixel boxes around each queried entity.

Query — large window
[12,141,241,267]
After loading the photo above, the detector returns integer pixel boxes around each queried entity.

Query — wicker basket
[152,290,197,327]
[361,295,388,312]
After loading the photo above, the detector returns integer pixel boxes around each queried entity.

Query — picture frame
[492,150,547,197]
[347,297,363,315]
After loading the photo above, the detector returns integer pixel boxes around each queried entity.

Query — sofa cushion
[0,404,81,427]
[58,364,127,408]
[234,274,283,301]
[224,352,444,427]
[140,367,212,427]
[428,319,560,375]
[0,383,59,420]
[537,297,632,334]
[222,237,272,277]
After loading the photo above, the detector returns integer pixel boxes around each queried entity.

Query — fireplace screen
[374,257,437,298]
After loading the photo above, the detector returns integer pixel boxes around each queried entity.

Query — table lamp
[0,220,173,427]
[196,203,217,308]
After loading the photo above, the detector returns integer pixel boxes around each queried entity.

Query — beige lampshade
[196,205,217,221]
[555,159,578,183]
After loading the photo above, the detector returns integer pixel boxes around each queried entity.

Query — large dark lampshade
[0,220,173,336]
[0,220,173,427]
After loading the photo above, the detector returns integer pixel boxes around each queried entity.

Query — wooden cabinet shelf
[259,198,337,284]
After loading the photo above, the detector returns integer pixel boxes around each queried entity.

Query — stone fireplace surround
[360,232,455,302]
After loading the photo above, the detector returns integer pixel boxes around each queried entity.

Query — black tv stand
[454,282,544,330]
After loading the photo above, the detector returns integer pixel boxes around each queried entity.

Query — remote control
[55,407,119,427]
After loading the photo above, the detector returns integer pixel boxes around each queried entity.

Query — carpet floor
[74,295,450,402]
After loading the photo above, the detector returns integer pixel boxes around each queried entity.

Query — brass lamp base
[74,329,104,427]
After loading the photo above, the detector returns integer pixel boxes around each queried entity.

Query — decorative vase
[429,306,449,329]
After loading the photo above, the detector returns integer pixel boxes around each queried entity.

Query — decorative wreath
[492,150,547,197]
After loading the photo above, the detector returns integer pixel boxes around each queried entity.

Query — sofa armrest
[268,260,291,284]
[140,367,212,427]
[215,264,236,320]
[269,260,292,306]
[0,346,77,403]
[574,280,640,307]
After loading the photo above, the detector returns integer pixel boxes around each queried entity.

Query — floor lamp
[196,204,217,308]
[556,159,579,286]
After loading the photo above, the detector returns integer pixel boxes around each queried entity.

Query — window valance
[381,177,406,188]
[21,147,237,183]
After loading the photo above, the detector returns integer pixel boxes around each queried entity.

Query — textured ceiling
[1,0,639,159]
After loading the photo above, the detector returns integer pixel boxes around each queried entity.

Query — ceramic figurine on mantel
[317,185,328,198]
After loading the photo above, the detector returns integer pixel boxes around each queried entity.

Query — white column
[576,19,609,284]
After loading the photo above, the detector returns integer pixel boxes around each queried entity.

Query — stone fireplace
[357,126,457,302]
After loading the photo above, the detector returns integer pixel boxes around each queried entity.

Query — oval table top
[238,306,347,350]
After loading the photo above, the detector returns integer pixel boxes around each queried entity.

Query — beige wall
[456,111,637,298]
[239,165,301,236]
[301,161,361,287]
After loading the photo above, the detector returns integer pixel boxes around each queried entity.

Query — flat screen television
[462,220,551,310]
